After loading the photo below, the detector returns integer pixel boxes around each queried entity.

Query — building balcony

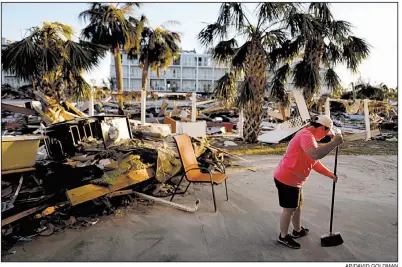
[198,76,213,80]
[181,76,196,80]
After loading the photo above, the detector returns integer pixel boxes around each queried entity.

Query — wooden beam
[2,103,38,116]
[106,189,133,198]
[2,205,49,227]
[66,168,155,206]
[2,167,35,175]
[65,100,88,118]
[344,129,381,142]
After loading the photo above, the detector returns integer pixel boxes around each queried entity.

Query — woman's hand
[330,172,338,183]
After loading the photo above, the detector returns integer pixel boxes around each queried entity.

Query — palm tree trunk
[141,58,149,91]
[242,39,268,143]
[114,45,124,110]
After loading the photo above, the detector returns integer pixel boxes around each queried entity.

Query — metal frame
[69,125,82,146]
[170,165,228,213]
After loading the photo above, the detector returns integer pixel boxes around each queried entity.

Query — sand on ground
[2,155,397,262]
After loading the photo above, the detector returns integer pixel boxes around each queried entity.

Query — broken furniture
[1,135,48,216]
[170,134,228,212]
[163,116,207,138]
[2,135,47,174]
[43,115,132,160]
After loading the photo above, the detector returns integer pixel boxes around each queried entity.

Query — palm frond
[231,41,250,73]
[323,68,342,93]
[160,20,180,29]
[262,29,287,50]
[197,23,227,47]
[68,75,91,102]
[330,20,352,41]
[322,41,342,67]
[217,3,248,32]
[236,77,255,109]
[286,12,322,39]
[64,40,108,73]
[1,37,42,80]
[292,60,321,98]
[268,35,304,70]
[342,36,370,72]
[309,3,333,24]
[270,63,291,105]
[213,72,237,108]
[256,3,289,26]
[79,2,135,49]
[212,38,238,64]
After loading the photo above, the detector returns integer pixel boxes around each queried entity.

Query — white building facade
[110,50,330,96]
[110,50,235,92]
[1,37,30,88]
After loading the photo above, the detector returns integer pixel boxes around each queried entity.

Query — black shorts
[274,178,303,208]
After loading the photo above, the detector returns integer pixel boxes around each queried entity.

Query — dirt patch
[214,139,397,156]
[337,140,398,155]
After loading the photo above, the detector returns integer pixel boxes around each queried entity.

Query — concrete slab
[2,155,397,262]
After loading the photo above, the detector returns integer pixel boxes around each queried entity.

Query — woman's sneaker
[291,226,309,238]
[277,234,301,249]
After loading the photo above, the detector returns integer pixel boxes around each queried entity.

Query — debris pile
[1,92,230,255]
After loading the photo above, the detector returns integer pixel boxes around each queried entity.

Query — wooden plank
[66,168,155,206]
[106,189,133,198]
[2,167,35,175]
[344,129,381,142]
[65,100,88,118]
[2,205,49,227]
[2,103,38,116]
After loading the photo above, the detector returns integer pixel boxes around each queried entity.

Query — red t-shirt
[274,128,318,188]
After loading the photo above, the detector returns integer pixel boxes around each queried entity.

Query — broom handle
[329,146,339,234]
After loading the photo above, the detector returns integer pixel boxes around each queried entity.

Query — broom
[321,146,344,247]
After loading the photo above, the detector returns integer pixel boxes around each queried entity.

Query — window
[123,78,129,90]
[123,66,129,77]
[173,58,181,66]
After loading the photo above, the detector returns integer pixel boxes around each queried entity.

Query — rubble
[1,95,229,255]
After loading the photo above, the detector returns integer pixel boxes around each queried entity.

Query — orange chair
[170,134,228,212]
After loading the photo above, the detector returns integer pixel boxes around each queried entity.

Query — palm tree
[198,3,318,142]
[79,2,143,108]
[271,3,370,106]
[1,22,107,103]
[127,20,181,91]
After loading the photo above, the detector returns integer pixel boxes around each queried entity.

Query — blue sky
[1,2,398,89]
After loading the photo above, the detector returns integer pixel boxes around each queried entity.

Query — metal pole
[364,99,371,140]
[141,90,146,125]
[191,92,197,122]
[239,109,244,140]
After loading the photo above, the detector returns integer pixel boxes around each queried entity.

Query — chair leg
[170,174,185,202]
[224,179,229,201]
[211,181,217,212]
[183,181,191,194]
